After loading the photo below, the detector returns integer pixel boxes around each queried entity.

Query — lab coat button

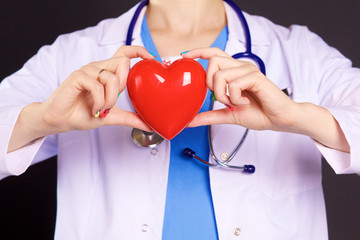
[221,152,229,161]
[150,148,158,155]
[234,227,241,236]
[141,224,149,232]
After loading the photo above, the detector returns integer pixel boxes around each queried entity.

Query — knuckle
[133,45,145,51]
[248,70,261,80]
[237,60,251,67]
[87,61,99,67]
[242,61,258,72]
[213,71,224,81]
[209,55,219,63]
[247,63,258,71]
[132,45,141,50]
[110,75,120,84]
[70,70,83,79]
[79,65,87,71]
[118,45,128,52]
[242,61,252,67]
[113,56,128,64]
[114,46,127,56]
[119,56,129,63]
[212,47,221,53]
[93,83,103,92]
[119,45,126,50]
[228,80,238,89]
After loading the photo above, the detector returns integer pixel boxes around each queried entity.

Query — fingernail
[180,50,189,55]
[211,91,217,101]
[148,51,156,57]
[225,104,234,111]
[94,110,100,118]
[118,92,121,98]
[101,109,110,118]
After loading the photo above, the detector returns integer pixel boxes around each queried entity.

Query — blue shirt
[141,16,228,240]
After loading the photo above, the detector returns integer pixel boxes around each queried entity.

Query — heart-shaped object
[127,58,207,140]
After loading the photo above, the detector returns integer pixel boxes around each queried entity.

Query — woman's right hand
[8,46,154,152]
[42,45,154,133]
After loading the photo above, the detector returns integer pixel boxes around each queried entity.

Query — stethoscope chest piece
[131,128,164,148]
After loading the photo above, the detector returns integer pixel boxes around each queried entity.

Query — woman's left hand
[182,47,350,153]
[182,47,296,132]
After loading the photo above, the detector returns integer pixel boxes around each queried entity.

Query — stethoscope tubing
[223,0,252,53]
[126,0,149,46]
[127,0,260,173]
[126,0,266,76]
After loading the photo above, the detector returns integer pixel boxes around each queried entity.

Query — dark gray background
[0,0,359,239]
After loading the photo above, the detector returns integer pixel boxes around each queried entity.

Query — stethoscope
[128,0,266,174]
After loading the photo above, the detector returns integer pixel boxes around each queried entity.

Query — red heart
[127,58,207,140]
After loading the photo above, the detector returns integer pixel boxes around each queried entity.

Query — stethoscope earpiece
[183,148,196,158]
[243,165,256,174]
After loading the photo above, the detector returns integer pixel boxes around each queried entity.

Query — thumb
[187,108,234,128]
[104,106,153,132]
[181,47,229,60]
[113,45,155,60]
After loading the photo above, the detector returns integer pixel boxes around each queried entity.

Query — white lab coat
[1,2,360,240]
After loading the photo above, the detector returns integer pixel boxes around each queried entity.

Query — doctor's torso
[33,3,334,239]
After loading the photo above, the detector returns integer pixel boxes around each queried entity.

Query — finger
[72,70,105,116]
[228,75,257,106]
[113,45,155,59]
[213,67,256,105]
[207,56,248,91]
[187,109,235,128]
[181,47,230,60]
[94,68,120,111]
[113,57,130,92]
[212,69,231,105]
[87,57,128,77]
[104,106,152,131]
[212,67,245,104]
[81,66,120,112]
[85,57,130,94]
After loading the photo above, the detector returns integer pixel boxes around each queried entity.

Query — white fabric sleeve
[300,27,360,174]
[0,105,48,179]
[0,40,61,179]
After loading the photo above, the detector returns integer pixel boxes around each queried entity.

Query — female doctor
[1,0,360,239]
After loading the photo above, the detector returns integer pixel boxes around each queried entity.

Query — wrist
[281,102,350,152]
[8,102,56,152]
[289,102,327,137]
[20,102,62,138]
[284,102,312,135]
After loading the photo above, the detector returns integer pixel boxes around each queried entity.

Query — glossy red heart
[127,58,207,140]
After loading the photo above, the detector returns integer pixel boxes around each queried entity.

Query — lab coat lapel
[100,2,143,46]
[209,3,270,239]
[91,5,170,238]
[98,2,145,65]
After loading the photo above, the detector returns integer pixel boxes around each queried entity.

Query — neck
[146,0,226,35]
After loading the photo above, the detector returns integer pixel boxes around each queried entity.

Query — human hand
[40,45,154,134]
[182,47,297,132]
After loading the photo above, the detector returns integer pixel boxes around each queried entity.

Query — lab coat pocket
[257,131,322,199]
